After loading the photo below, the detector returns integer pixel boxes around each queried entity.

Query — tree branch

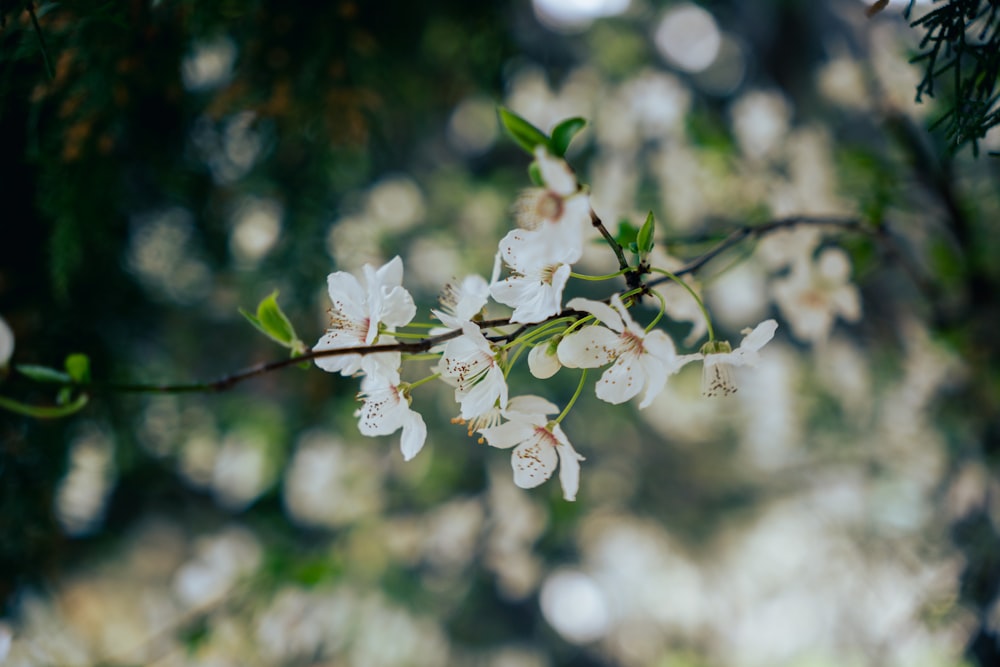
[55,215,934,397]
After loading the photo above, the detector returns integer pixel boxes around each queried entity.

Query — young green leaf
[57,386,73,406]
[64,353,90,383]
[636,211,656,255]
[240,291,299,348]
[256,291,296,345]
[549,117,586,157]
[16,364,71,384]
[614,220,639,249]
[528,160,545,187]
[498,107,550,154]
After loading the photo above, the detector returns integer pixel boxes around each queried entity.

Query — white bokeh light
[654,4,721,73]
[230,197,283,265]
[539,569,611,644]
[447,96,499,156]
[182,37,237,91]
[533,0,630,32]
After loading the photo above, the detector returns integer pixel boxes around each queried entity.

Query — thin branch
[590,208,643,292]
[55,215,931,398]
[81,319,515,394]
[655,216,867,283]
[25,1,54,80]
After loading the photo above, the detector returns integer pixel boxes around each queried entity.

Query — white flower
[755,226,822,271]
[685,319,779,397]
[439,321,509,419]
[527,341,562,379]
[557,295,687,408]
[431,273,492,330]
[480,395,585,501]
[314,256,416,380]
[0,315,13,368]
[356,373,427,461]
[490,228,576,324]
[771,247,860,344]
[512,147,591,258]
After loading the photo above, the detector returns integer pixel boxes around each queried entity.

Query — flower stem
[648,268,715,341]
[554,369,587,424]
[646,289,667,332]
[570,268,630,281]
[401,353,441,361]
[0,393,89,419]
[406,372,440,391]
[562,313,595,337]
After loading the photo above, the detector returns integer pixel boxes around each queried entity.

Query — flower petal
[505,395,559,418]
[481,420,536,449]
[511,431,559,489]
[566,297,623,332]
[642,329,680,373]
[360,352,402,384]
[357,385,407,437]
[458,366,508,419]
[557,325,620,368]
[326,272,366,321]
[733,319,778,365]
[535,146,577,196]
[313,330,365,376]
[595,355,643,405]
[637,354,669,409]
[376,285,417,329]
[528,344,561,379]
[555,434,584,501]
[373,255,405,288]
[399,410,427,461]
[492,270,567,324]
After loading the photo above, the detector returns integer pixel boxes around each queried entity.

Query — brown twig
[63,215,932,397]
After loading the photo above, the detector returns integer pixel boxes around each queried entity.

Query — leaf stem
[554,369,587,424]
[570,268,630,281]
[648,268,715,341]
[646,289,667,332]
[0,393,89,419]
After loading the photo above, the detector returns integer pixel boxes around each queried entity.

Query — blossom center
[619,329,645,356]
[702,357,737,397]
[439,280,461,314]
[328,309,372,341]
[535,191,564,223]
[539,264,561,285]
[451,407,503,440]
[446,350,497,389]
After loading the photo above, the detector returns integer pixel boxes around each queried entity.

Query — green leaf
[614,220,639,249]
[64,353,90,383]
[549,117,586,157]
[240,290,299,348]
[498,107,550,154]
[636,211,655,255]
[257,291,296,345]
[56,386,73,406]
[528,160,544,187]
[16,364,71,384]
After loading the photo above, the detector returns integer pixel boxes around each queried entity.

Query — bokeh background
[2,0,1000,665]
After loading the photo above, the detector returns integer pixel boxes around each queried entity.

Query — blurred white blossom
[772,247,861,344]
[0,314,13,368]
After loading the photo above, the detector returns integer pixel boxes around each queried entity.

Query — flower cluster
[310,143,782,501]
